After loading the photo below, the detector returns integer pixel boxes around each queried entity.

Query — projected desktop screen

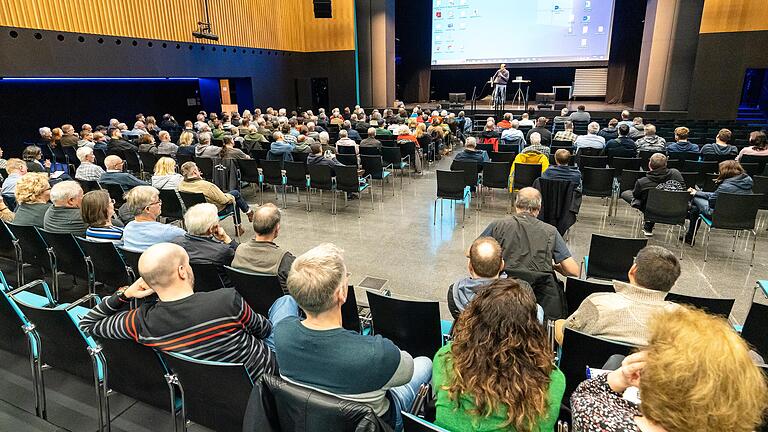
[431,0,615,67]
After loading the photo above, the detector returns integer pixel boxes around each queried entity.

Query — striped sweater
[79,289,276,381]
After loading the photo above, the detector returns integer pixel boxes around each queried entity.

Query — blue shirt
[574,134,606,151]
[122,220,186,251]
[1,173,21,196]
[86,225,124,243]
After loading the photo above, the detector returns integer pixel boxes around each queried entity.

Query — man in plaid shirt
[74,147,105,181]
[553,121,578,143]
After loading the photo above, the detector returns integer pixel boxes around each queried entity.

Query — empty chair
[665,293,735,318]
[609,157,641,177]
[123,150,143,176]
[741,154,768,174]
[579,155,608,169]
[582,234,648,281]
[336,153,358,167]
[236,158,263,200]
[480,161,512,211]
[38,230,93,300]
[161,352,253,432]
[565,277,613,316]
[450,160,480,209]
[693,192,763,265]
[224,267,285,315]
[259,159,287,208]
[753,175,768,210]
[581,167,615,217]
[434,170,470,227]
[190,262,230,291]
[360,154,394,200]
[194,156,214,180]
[76,179,101,193]
[476,143,494,153]
[76,238,135,289]
[366,290,445,359]
[643,190,691,257]
[7,223,54,287]
[283,161,310,210]
[334,165,374,217]
[116,246,141,277]
[488,151,516,163]
[512,163,542,190]
[157,189,186,224]
[741,301,768,358]
[381,146,410,188]
[618,169,644,194]
[101,182,127,207]
[138,152,159,178]
[307,164,336,213]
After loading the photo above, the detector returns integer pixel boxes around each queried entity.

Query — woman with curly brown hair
[432,278,565,431]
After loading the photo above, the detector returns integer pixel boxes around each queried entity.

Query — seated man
[268,131,295,161]
[521,132,550,156]
[43,180,88,235]
[99,155,148,191]
[171,203,239,268]
[497,113,513,129]
[541,149,582,188]
[1,158,27,199]
[360,128,382,149]
[619,153,684,237]
[79,243,276,381]
[335,129,359,154]
[480,187,579,278]
[574,122,606,152]
[306,142,345,174]
[556,245,680,346]
[232,203,294,292]
[700,128,738,156]
[453,136,489,164]
[635,124,666,151]
[107,128,138,153]
[604,124,637,157]
[598,118,619,141]
[271,243,432,431]
[666,126,699,153]
[553,121,577,143]
[526,117,552,145]
[500,119,525,147]
[74,147,105,181]
[178,161,253,235]
[447,237,505,318]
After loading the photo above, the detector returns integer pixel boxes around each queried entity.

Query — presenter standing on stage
[491,64,509,107]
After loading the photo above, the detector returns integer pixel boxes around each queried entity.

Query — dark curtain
[395,0,431,102]
[605,0,648,104]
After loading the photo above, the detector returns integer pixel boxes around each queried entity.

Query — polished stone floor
[232,152,768,326]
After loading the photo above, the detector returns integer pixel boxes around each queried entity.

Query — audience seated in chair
[574,122,606,152]
[122,185,186,251]
[74,147,105,181]
[271,243,432,432]
[604,124,637,156]
[79,242,276,382]
[598,118,619,141]
[521,132,551,156]
[556,245,681,346]
[628,117,646,139]
[553,121,578,143]
[433,278,564,432]
[43,180,88,236]
[156,130,179,157]
[59,124,79,147]
[307,142,345,174]
[666,126,699,153]
[553,107,570,125]
[107,128,138,153]
[151,157,183,190]
[99,155,148,190]
[620,153,684,236]
[172,203,239,269]
[453,136,489,164]
[500,119,525,144]
[194,134,222,158]
[541,149,582,189]
[268,131,295,161]
[232,203,295,293]
[568,105,591,123]
[497,112,513,129]
[336,129,359,154]
[11,173,51,227]
[736,130,768,161]
[518,112,534,127]
[700,128,737,156]
[571,307,767,432]
[21,146,49,173]
[137,134,158,154]
[480,187,579,278]
[447,237,505,319]
[635,124,666,152]
[1,158,27,198]
[684,160,753,245]
[527,116,552,145]
[81,189,124,243]
[178,161,253,235]
[360,127,382,150]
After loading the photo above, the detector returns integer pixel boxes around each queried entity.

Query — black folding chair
[334,165,374,218]
[236,158,262,201]
[194,157,214,180]
[337,153,358,167]
[450,160,481,209]
[381,147,410,188]
[581,167,615,218]
[77,179,102,193]
[565,277,614,315]
[366,290,446,359]
[224,267,285,316]
[139,152,159,178]
[666,293,735,318]
[7,224,54,288]
[741,301,768,359]
[100,182,127,207]
[581,234,648,282]
[307,164,336,213]
[116,246,142,278]
[259,159,287,208]
[38,230,94,301]
[480,161,512,212]
[179,191,241,236]
[158,189,186,225]
[123,150,143,176]
[609,157,641,177]
[512,163,542,190]
[75,238,136,289]
[643,189,691,257]
[488,151,516,163]
[284,161,310,211]
[741,154,768,174]
[190,263,230,291]
[693,192,763,265]
[579,155,608,169]
[434,170,470,227]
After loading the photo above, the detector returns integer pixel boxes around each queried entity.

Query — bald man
[99,155,147,191]
[79,243,276,381]
[447,237,505,319]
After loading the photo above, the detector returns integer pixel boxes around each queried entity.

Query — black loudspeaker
[313,0,332,18]
[645,104,660,111]
[554,103,567,110]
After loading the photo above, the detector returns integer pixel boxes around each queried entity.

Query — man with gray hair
[635,123,666,151]
[43,180,87,235]
[521,132,551,156]
[574,121,606,152]
[335,128,359,154]
[231,203,294,291]
[171,203,239,271]
[270,243,433,431]
[453,136,489,163]
[480,187,579,278]
[360,127,382,149]
[100,155,147,191]
[74,146,105,181]
[500,119,525,146]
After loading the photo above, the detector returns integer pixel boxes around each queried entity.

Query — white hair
[50,180,83,203]
[39,127,51,137]
[318,131,330,144]
[560,108,569,116]
[529,132,542,145]
[76,146,93,162]
[183,203,219,236]
[338,129,348,138]
[398,125,411,135]
[588,122,600,133]
[465,136,477,148]
[274,131,284,140]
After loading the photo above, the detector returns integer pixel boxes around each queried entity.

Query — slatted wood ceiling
[0,0,355,52]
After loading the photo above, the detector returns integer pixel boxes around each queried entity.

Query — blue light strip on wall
[0,77,198,81]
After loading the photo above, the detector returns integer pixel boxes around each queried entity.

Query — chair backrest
[7,224,52,271]
[366,290,442,359]
[360,146,381,156]
[513,163,542,189]
[0,272,34,355]
[579,155,608,168]
[639,149,664,169]
[139,152,159,175]
[740,154,768,173]
[308,164,334,190]
[284,161,309,187]
[753,176,768,209]
[381,147,404,165]
[158,189,186,221]
[498,143,519,153]
[237,158,261,183]
[260,159,284,185]
[449,160,479,189]
[161,352,253,432]
[76,179,101,193]
[741,301,768,358]
[195,157,215,180]
[341,285,362,333]
[360,155,386,179]
[609,157,641,177]
[476,143,494,153]
[291,151,309,163]
[481,162,512,189]
[0,220,14,261]
[177,190,208,210]
[581,167,615,197]
[95,337,171,410]
[101,182,127,207]
[75,237,134,288]
[565,277,614,316]
[190,263,229,291]
[665,293,735,318]
[644,189,690,225]
[116,246,142,276]
[560,327,636,402]
[224,267,284,317]
[337,145,357,155]
[711,192,763,230]
[336,154,358,168]
[123,150,143,174]
[586,234,648,281]
[436,170,466,200]
[619,169,644,192]
[38,230,90,282]
[335,165,362,192]
[488,151,516,163]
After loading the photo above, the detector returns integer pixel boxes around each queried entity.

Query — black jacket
[108,138,138,153]
[632,167,684,210]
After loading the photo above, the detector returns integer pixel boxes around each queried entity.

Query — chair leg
[433,199,437,225]
[704,226,711,262]
[461,200,466,228]
[751,229,757,266]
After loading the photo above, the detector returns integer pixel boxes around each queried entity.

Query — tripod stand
[510,79,530,110]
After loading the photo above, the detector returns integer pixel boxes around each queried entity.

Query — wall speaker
[645,104,660,111]
[313,0,332,18]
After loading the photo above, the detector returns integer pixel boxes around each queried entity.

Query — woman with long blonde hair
[432,278,565,431]
[151,157,183,190]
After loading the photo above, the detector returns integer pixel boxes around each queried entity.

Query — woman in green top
[432,278,565,432]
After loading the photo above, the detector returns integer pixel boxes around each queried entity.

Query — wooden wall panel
[700,0,768,33]
[0,0,355,52]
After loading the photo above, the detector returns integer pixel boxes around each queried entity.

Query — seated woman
[122,185,185,251]
[81,190,123,243]
[432,278,565,432]
[396,125,422,173]
[176,131,196,157]
[22,145,50,173]
[151,157,183,190]
[219,136,250,160]
[736,130,768,161]
[12,173,51,227]
[571,306,767,432]
[684,160,753,244]
[137,134,158,154]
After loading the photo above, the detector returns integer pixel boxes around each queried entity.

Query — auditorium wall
[688,0,768,119]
